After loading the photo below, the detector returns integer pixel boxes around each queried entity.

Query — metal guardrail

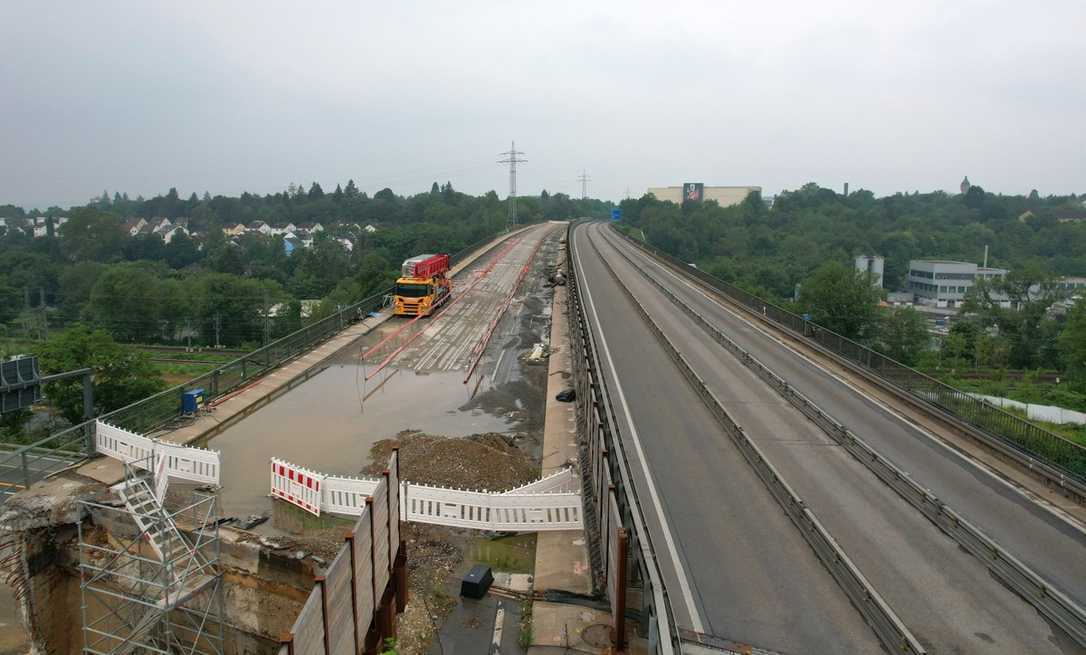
[566,222,679,653]
[611,240,1086,648]
[0,231,510,499]
[612,227,1086,499]
[588,234,927,655]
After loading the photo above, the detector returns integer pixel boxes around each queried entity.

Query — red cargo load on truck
[402,253,449,278]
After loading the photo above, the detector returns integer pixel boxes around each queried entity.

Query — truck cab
[393,254,451,317]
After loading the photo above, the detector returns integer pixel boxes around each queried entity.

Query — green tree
[85,264,165,341]
[35,326,165,423]
[1060,299,1086,388]
[877,306,929,365]
[799,261,881,340]
[62,207,125,262]
[0,277,19,324]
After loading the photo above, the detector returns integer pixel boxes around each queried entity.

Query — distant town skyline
[2,1,1084,210]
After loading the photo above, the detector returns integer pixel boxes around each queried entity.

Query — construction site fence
[612,227,1086,494]
[0,229,514,500]
[566,222,679,654]
[279,451,403,655]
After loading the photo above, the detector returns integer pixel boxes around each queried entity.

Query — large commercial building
[906,260,1008,307]
[647,184,761,208]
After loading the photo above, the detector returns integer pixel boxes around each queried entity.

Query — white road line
[491,602,504,654]
[574,226,706,633]
[621,233,1086,537]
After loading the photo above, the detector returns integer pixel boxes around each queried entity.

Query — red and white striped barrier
[270,458,324,516]
[268,456,582,531]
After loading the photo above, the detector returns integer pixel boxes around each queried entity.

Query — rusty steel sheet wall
[606,490,621,608]
[352,506,375,646]
[292,586,326,655]
[281,452,405,655]
[388,453,400,563]
[323,548,354,655]
[599,466,613,583]
[371,481,391,597]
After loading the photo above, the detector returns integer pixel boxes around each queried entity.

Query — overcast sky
[2,1,1084,209]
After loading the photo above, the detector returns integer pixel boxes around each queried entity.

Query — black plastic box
[460,564,493,599]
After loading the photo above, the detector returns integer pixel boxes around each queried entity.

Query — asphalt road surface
[571,224,883,654]
[583,224,1084,654]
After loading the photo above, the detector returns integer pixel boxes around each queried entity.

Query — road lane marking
[573,225,706,633]
[615,232,1086,538]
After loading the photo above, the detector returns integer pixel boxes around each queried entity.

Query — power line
[497,142,526,228]
[577,170,591,200]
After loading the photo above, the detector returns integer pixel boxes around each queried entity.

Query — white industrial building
[647,185,761,208]
[906,260,1008,308]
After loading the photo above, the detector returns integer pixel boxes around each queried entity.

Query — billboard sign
[682,182,704,204]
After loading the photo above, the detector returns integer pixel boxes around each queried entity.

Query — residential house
[337,237,354,252]
[298,222,324,234]
[247,220,272,235]
[123,217,149,237]
[1056,209,1086,224]
[162,224,190,244]
[364,224,377,233]
[222,223,247,237]
[150,217,173,234]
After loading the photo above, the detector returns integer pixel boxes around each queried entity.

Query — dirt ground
[364,430,537,491]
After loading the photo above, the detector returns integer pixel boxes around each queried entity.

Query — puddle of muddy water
[209,366,512,518]
[467,533,537,574]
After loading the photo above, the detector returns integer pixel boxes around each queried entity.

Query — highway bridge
[5,220,1086,655]
[569,221,1086,654]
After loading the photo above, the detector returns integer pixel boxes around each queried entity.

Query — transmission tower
[577,170,591,200]
[498,142,526,228]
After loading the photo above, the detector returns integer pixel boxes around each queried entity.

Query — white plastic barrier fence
[505,468,579,494]
[270,458,324,516]
[96,421,155,466]
[403,483,582,531]
[321,474,380,516]
[269,458,583,531]
[154,439,221,485]
[95,420,222,486]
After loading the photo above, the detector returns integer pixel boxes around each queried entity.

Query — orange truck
[393,254,451,316]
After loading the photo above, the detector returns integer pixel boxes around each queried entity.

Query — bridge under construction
[2,220,1086,655]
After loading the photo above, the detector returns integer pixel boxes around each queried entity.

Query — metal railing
[0,230,511,499]
[566,222,679,653]
[613,227,1086,496]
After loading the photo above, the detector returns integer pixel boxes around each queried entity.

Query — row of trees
[618,184,1086,301]
[0,182,607,435]
[1,183,610,350]
[618,184,1086,391]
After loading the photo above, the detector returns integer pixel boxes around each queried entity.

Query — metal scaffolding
[79,455,224,655]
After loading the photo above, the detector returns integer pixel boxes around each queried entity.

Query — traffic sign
[611,208,622,221]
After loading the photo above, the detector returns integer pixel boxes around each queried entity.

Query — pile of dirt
[364,430,537,491]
